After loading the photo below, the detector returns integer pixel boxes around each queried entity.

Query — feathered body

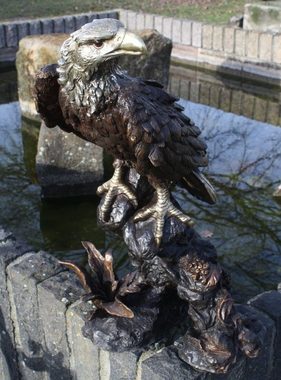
[35,19,216,242]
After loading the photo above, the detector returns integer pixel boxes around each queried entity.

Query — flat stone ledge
[248,291,281,380]
[37,270,84,379]
[6,251,63,379]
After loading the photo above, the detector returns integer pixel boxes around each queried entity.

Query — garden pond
[0,65,280,303]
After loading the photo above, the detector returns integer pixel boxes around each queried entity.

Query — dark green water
[0,66,280,302]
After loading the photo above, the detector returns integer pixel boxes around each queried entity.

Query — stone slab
[244,2,281,33]
[53,18,65,33]
[16,33,68,120]
[223,27,234,54]
[248,291,281,380]
[5,24,18,48]
[17,22,29,42]
[259,32,272,61]
[141,347,207,380]
[145,13,154,29]
[192,22,202,48]
[36,122,104,198]
[41,19,54,34]
[238,304,275,380]
[181,20,192,45]
[107,350,139,380]
[202,24,213,50]
[0,25,5,48]
[213,25,223,51]
[28,20,42,36]
[66,300,99,380]
[64,16,75,33]
[172,19,182,44]
[6,251,62,380]
[0,234,30,380]
[37,270,84,379]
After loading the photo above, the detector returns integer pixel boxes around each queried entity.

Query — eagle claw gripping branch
[35,19,260,373]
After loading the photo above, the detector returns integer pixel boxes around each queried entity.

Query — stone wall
[118,9,281,84]
[1,227,281,380]
[1,9,281,83]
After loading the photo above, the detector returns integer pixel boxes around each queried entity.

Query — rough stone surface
[106,350,139,380]
[37,270,84,379]
[244,2,281,33]
[141,347,207,380]
[36,122,104,198]
[16,33,68,120]
[6,251,62,380]
[5,24,18,48]
[238,304,276,380]
[259,32,272,61]
[66,300,100,380]
[0,234,30,380]
[119,29,172,88]
[248,291,281,380]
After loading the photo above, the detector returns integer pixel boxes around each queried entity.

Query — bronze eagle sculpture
[35,18,216,245]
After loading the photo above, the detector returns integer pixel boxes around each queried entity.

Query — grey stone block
[0,236,29,380]
[107,350,139,380]
[37,270,84,379]
[141,347,207,380]
[29,20,42,35]
[53,18,65,33]
[181,20,192,45]
[64,16,75,33]
[106,11,118,20]
[6,251,62,380]
[248,291,281,380]
[145,13,154,29]
[172,19,182,44]
[236,304,276,380]
[192,22,202,48]
[66,300,99,380]
[87,13,99,23]
[75,15,88,30]
[5,24,18,48]
[0,25,6,48]
[127,11,137,30]
[162,17,173,39]
[17,22,29,42]
[119,29,172,89]
[36,122,104,198]
[136,13,145,30]
[41,19,54,34]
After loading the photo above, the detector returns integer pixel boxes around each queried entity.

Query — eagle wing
[34,64,71,132]
[122,79,216,204]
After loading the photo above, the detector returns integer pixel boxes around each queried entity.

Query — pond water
[0,65,280,303]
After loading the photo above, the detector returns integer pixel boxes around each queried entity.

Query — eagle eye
[93,40,104,48]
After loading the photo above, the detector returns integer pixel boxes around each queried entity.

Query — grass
[1,0,251,24]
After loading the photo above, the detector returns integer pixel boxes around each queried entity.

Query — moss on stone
[251,6,262,24]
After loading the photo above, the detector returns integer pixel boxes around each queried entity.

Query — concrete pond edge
[0,227,281,380]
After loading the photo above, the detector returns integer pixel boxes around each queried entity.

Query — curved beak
[110,30,147,57]
[118,30,147,55]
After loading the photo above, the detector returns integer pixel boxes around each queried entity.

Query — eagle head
[57,18,147,113]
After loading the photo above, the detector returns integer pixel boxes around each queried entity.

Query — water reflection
[0,67,280,301]
[169,65,281,126]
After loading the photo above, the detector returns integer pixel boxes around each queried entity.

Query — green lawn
[2,0,251,24]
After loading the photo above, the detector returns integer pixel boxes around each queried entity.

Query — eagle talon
[134,185,194,246]
[97,160,138,220]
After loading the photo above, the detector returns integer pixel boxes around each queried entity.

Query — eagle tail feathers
[181,170,217,205]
